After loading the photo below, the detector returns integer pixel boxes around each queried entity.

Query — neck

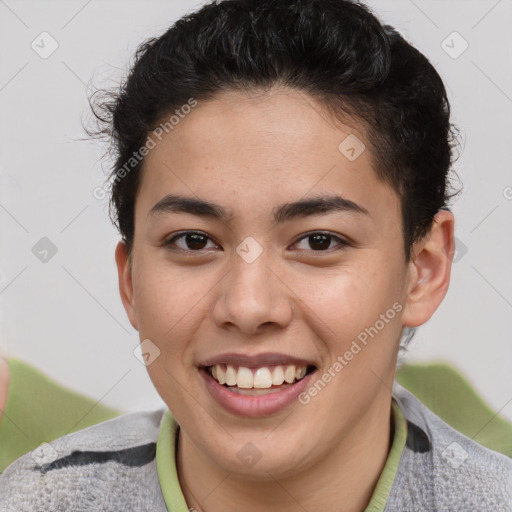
[177,396,393,512]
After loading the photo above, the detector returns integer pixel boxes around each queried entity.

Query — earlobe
[402,209,455,327]
[115,241,139,331]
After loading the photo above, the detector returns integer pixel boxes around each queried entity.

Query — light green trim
[156,410,190,511]
[365,400,407,512]
[156,401,407,511]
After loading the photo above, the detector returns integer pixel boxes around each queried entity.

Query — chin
[207,437,314,481]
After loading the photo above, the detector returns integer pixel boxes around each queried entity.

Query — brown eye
[294,232,348,252]
[165,231,218,251]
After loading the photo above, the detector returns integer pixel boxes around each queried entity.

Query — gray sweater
[0,382,511,511]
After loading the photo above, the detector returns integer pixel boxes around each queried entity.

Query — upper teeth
[210,364,308,389]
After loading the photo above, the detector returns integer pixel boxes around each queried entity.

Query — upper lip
[200,352,318,369]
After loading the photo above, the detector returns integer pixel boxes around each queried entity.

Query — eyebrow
[148,193,370,225]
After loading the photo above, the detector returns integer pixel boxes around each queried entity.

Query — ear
[402,209,455,327]
[115,241,139,331]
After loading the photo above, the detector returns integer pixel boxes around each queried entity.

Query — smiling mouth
[206,363,317,395]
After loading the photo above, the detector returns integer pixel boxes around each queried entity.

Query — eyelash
[163,230,349,254]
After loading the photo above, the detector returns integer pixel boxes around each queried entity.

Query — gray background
[0,0,511,421]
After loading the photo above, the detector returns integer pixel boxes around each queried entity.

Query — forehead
[137,88,399,225]
[148,88,363,167]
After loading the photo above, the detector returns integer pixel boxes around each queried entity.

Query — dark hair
[88,0,461,262]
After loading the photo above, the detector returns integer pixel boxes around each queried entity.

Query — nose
[211,250,294,336]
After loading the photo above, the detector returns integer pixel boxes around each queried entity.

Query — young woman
[1,1,510,510]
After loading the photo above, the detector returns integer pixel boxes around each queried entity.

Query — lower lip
[200,368,317,418]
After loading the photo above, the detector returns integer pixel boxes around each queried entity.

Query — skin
[116,87,454,512]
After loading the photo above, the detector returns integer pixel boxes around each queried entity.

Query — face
[116,87,453,479]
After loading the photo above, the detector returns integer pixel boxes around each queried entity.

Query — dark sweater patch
[36,442,156,474]
[405,421,431,453]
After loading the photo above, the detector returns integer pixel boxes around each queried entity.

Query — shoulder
[0,408,168,511]
[389,382,512,511]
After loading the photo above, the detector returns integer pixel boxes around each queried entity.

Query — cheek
[302,260,404,356]
[132,262,208,358]
[133,266,205,403]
